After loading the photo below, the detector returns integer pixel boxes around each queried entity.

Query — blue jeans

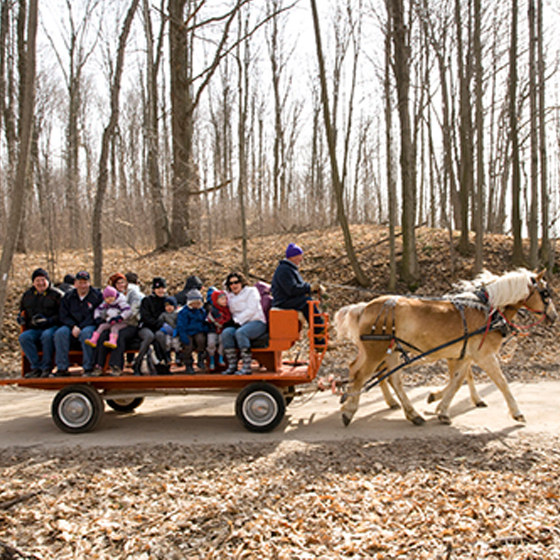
[19,326,57,370]
[222,321,267,350]
[54,325,96,371]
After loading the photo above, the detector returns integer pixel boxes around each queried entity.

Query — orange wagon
[0,302,328,434]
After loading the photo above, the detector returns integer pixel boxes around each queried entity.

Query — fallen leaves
[0,436,559,558]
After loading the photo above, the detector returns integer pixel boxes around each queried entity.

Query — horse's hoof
[438,414,452,425]
[427,393,436,404]
[340,393,348,405]
[411,415,425,426]
[475,401,488,408]
[342,413,352,427]
[514,413,526,423]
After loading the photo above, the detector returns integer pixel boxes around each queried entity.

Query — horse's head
[525,271,558,324]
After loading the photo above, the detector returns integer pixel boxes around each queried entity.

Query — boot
[85,331,100,348]
[103,332,118,349]
[222,348,238,375]
[237,348,253,376]
[196,351,207,371]
[218,354,225,367]
[185,356,195,375]
[209,354,216,371]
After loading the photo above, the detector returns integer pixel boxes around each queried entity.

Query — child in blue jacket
[176,289,208,374]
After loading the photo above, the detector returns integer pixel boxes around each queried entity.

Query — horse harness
[355,290,518,395]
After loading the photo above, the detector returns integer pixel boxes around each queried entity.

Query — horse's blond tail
[334,302,368,344]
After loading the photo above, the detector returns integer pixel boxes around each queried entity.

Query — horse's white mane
[452,268,535,308]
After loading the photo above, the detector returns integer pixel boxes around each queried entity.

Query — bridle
[478,278,551,349]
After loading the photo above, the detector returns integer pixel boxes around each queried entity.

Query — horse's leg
[340,345,385,426]
[384,357,425,425]
[428,361,487,408]
[435,361,472,424]
[379,378,400,409]
[476,354,525,423]
[465,366,487,408]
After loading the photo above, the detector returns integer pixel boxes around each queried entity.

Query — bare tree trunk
[537,0,550,268]
[509,0,524,265]
[310,0,369,287]
[473,0,484,272]
[143,0,169,248]
[390,0,418,286]
[455,0,473,255]
[528,0,539,268]
[385,1,396,291]
[92,0,140,286]
[0,0,37,335]
[237,9,249,275]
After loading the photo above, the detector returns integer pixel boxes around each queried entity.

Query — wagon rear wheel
[236,382,286,433]
[106,397,145,413]
[51,384,104,434]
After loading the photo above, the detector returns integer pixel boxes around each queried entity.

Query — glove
[31,314,48,328]
[310,281,326,295]
[160,323,174,335]
[17,313,26,326]
[109,315,123,325]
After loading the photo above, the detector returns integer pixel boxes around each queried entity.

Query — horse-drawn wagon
[0,301,328,434]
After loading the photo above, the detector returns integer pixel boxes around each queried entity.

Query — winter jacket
[175,276,203,307]
[227,286,266,326]
[139,293,167,332]
[59,287,103,330]
[271,259,311,312]
[18,285,63,329]
[125,283,144,326]
[206,291,233,334]
[176,306,208,345]
[94,292,133,323]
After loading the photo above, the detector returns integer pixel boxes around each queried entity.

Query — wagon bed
[0,303,328,433]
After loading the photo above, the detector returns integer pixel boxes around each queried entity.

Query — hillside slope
[1,225,558,381]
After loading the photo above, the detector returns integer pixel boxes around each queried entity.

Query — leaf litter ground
[1,225,560,558]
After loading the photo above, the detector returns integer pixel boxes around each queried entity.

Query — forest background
[0,0,560,336]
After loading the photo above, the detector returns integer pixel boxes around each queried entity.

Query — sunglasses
[228,280,241,286]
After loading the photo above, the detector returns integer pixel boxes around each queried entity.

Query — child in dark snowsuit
[176,289,208,374]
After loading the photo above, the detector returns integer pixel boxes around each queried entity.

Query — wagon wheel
[283,385,296,406]
[236,382,286,433]
[106,397,145,413]
[51,384,104,434]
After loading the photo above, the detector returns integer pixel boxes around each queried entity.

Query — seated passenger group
[18,242,325,378]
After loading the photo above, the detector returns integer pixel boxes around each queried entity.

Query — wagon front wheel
[236,382,286,433]
[106,397,145,413]
[51,384,104,434]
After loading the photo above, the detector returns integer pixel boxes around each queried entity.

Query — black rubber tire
[51,384,104,434]
[235,382,286,433]
[106,397,145,413]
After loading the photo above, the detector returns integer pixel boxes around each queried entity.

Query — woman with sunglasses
[221,271,267,375]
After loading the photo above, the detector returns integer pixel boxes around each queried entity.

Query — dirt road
[1,379,558,448]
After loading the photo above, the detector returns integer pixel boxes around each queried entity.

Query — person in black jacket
[18,268,62,378]
[134,277,169,375]
[52,270,103,376]
[271,243,326,343]
[175,275,204,307]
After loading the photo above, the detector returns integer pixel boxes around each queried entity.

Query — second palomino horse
[334,269,557,426]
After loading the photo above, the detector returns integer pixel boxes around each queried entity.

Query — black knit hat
[32,268,49,282]
[152,277,166,290]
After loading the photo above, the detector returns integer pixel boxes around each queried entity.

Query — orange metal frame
[2,301,329,395]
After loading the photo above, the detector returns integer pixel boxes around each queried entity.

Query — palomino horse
[334,269,557,427]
